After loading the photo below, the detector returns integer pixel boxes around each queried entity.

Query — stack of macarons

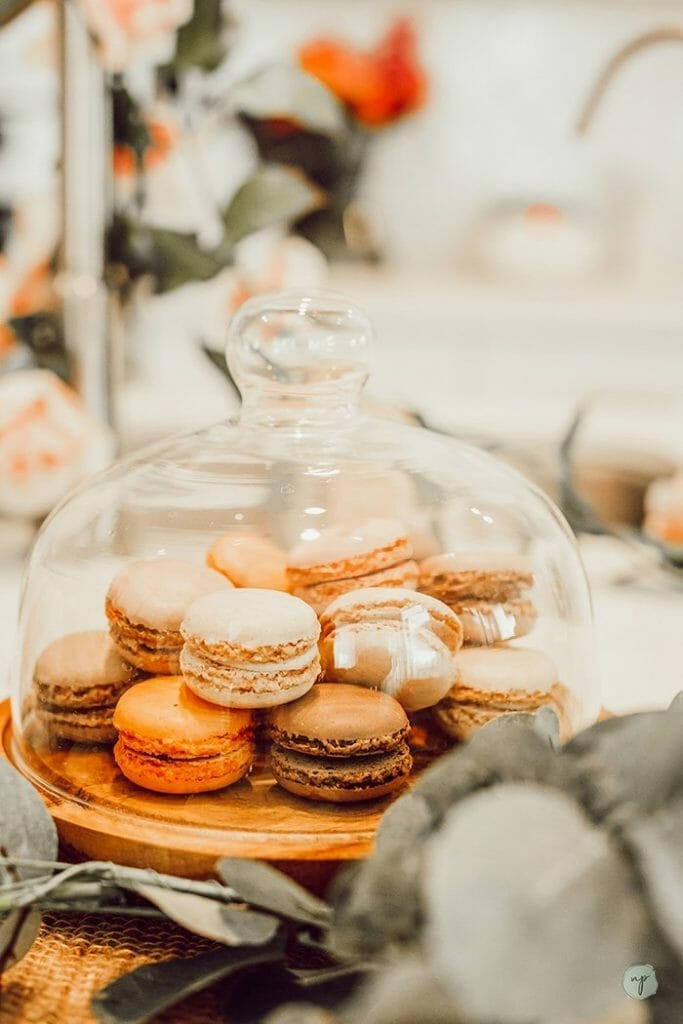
[286,518,419,613]
[29,531,570,801]
[418,551,536,646]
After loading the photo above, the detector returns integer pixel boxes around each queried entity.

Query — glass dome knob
[226,290,374,413]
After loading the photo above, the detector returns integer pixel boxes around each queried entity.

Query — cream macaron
[320,588,462,711]
[180,588,321,709]
[433,645,570,741]
[206,532,289,591]
[287,518,419,613]
[106,558,232,673]
[419,551,537,645]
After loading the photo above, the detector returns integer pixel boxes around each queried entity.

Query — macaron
[113,676,253,794]
[268,683,412,803]
[433,645,568,741]
[419,551,537,645]
[319,588,462,711]
[206,532,289,591]
[287,518,419,613]
[180,588,321,709]
[106,558,232,674]
[33,630,140,744]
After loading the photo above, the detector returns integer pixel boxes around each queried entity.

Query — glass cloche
[9,290,599,865]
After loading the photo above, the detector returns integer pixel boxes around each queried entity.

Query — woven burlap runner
[0,913,225,1024]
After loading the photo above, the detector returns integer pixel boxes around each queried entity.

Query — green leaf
[0,761,58,880]
[146,227,228,293]
[217,858,331,929]
[92,938,285,1024]
[0,909,41,974]
[0,0,34,27]
[171,0,226,72]
[127,883,279,946]
[233,64,346,137]
[222,166,323,249]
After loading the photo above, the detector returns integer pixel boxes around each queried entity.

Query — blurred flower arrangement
[0,1,427,515]
[238,17,427,259]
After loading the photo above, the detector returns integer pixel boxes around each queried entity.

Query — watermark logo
[623,965,658,1001]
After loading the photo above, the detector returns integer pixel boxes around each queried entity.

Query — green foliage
[222,165,323,249]
[0,0,33,28]
[169,0,227,73]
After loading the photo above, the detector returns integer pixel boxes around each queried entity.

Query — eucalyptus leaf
[0,760,58,880]
[424,783,649,1023]
[262,1005,337,1024]
[128,883,279,946]
[222,166,323,249]
[625,797,683,961]
[534,705,562,749]
[374,791,434,854]
[217,858,331,929]
[0,0,34,27]
[345,957,458,1024]
[92,938,284,1024]
[233,64,346,137]
[0,908,41,973]
[565,711,683,825]
[329,844,423,962]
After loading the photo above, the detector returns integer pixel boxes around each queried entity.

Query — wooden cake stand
[1,701,612,884]
[0,700,416,885]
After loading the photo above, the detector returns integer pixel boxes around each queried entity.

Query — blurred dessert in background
[643,470,683,561]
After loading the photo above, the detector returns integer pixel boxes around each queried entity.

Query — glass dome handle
[225,290,374,409]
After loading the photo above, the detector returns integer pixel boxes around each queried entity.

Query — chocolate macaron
[180,588,321,709]
[33,630,140,744]
[320,588,462,711]
[433,645,569,741]
[287,518,419,613]
[113,676,253,794]
[269,683,412,802]
[419,551,537,645]
[106,558,232,673]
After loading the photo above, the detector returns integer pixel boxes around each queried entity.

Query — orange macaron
[206,531,290,591]
[113,676,253,794]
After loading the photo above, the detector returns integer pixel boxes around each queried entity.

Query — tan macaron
[180,588,321,709]
[287,518,419,613]
[419,551,536,645]
[320,588,462,711]
[268,683,412,803]
[433,645,568,741]
[206,532,289,591]
[106,558,232,673]
[33,630,140,744]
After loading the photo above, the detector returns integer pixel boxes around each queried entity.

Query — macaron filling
[268,723,410,758]
[270,743,412,792]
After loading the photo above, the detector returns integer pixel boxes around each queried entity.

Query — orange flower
[299,18,427,127]
[113,119,176,177]
[10,262,55,318]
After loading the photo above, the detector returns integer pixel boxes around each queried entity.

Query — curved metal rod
[576,26,683,134]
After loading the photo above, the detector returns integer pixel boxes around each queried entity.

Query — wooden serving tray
[0,700,407,883]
